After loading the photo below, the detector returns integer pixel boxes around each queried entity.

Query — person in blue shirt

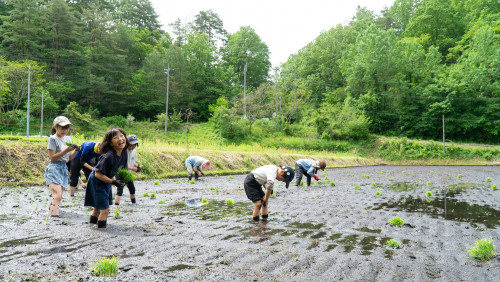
[68,141,101,196]
[294,159,326,187]
[185,156,210,181]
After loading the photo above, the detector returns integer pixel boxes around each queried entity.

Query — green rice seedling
[175,181,181,184]
[467,238,496,262]
[45,213,49,225]
[386,238,402,248]
[379,170,384,174]
[426,191,432,197]
[426,181,431,186]
[150,193,156,199]
[226,199,235,206]
[91,256,118,277]
[354,185,360,189]
[351,174,355,177]
[228,175,233,179]
[492,184,497,191]
[65,142,73,146]
[159,199,165,204]
[388,217,405,226]
[311,193,316,199]
[154,181,160,186]
[65,216,69,225]
[402,171,406,174]
[388,178,394,181]
[330,181,336,186]
[202,198,208,204]
[215,188,220,194]
[418,178,422,181]
[143,192,149,197]
[324,176,329,180]
[72,197,75,203]
[345,170,349,175]
[210,187,215,190]
[457,174,462,179]
[189,180,195,184]
[270,189,275,197]
[486,177,492,182]
[114,209,120,219]
[117,168,136,183]
[371,182,376,187]
[300,181,304,186]
[361,174,370,178]
[215,174,219,177]
[375,189,382,196]
[322,173,326,177]
[430,170,434,174]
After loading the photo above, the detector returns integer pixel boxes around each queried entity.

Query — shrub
[91,257,118,277]
[385,238,402,248]
[467,239,496,261]
[102,115,126,128]
[388,217,405,226]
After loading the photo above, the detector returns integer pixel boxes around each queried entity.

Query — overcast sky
[149,0,395,68]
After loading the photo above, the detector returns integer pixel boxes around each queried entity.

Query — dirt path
[1,165,499,281]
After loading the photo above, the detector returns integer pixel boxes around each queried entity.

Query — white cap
[53,116,72,126]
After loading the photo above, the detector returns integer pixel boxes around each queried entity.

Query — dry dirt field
[1,165,499,281]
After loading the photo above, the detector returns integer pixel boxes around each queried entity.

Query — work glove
[313,174,319,181]
[71,144,81,151]
[112,179,125,188]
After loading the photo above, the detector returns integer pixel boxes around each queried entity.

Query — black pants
[117,181,136,196]
[69,158,93,187]
[295,163,311,186]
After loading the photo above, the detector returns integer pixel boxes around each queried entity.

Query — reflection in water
[372,188,500,228]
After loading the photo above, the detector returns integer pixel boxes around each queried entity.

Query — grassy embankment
[1,122,499,187]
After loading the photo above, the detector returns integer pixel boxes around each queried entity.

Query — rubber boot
[262,214,269,221]
[188,174,192,181]
[89,215,98,224]
[97,220,107,228]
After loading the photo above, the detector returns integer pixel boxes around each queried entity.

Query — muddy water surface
[1,165,499,281]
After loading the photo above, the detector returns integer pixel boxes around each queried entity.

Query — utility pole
[243,61,247,119]
[442,115,446,154]
[40,90,44,136]
[164,64,170,134]
[26,64,31,137]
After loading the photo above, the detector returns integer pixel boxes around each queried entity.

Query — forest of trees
[0,0,498,143]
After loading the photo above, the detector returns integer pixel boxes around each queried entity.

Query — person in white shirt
[243,165,294,221]
[114,134,140,205]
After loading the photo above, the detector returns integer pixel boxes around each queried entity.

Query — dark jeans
[295,163,311,186]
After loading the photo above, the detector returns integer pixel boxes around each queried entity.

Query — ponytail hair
[50,125,57,135]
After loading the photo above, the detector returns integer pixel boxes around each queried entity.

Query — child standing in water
[45,116,79,217]
[114,134,140,205]
[243,165,294,221]
[84,128,129,228]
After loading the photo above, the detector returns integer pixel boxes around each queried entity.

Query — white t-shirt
[127,149,137,172]
[251,165,277,190]
[47,135,72,163]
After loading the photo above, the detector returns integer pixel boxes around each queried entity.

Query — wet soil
[1,165,499,281]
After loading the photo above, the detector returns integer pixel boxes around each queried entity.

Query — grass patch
[385,238,402,248]
[388,217,405,226]
[91,256,118,277]
[467,238,497,262]
[117,168,135,183]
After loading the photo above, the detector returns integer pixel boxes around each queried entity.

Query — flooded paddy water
[0,165,499,280]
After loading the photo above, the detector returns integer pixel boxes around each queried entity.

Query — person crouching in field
[45,116,80,217]
[84,128,129,228]
[114,134,140,205]
[295,159,326,187]
[244,165,294,221]
[185,156,210,181]
[68,141,101,197]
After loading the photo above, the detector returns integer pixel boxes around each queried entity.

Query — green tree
[192,9,227,49]
[0,0,44,56]
[222,26,271,89]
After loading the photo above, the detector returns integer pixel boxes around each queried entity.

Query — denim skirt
[84,171,112,209]
[45,162,69,188]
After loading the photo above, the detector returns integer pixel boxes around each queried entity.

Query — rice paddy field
[0,165,499,281]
